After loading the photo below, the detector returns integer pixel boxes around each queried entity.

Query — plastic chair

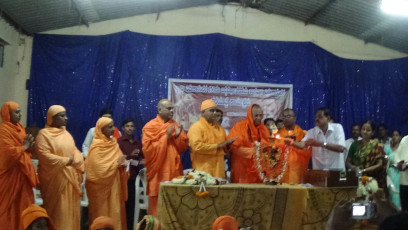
[226,171,231,183]
[31,159,39,171]
[134,168,149,227]
[80,173,88,207]
[32,187,43,206]
[31,159,43,205]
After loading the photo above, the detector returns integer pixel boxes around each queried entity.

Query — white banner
[168,79,293,132]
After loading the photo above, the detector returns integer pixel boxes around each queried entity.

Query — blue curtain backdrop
[28,31,408,168]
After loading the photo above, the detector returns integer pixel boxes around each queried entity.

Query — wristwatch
[323,142,327,148]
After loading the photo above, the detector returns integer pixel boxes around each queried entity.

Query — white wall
[0,18,32,126]
[1,4,407,123]
[45,4,407,60]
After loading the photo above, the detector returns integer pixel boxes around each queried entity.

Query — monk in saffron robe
[0,101,38,230]
[142,99,188,216]
[35,105,84,230]
[188,99,236,178]
[86,117,128,230]
[278,108,311,184]
[228,104,270,183]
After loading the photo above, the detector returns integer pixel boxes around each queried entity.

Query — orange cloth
[278,125,311,184]
[86,117,128,230]
[45,105,65,125]
[113,126,121,139]
[212,215,239,230]
[0,101,39,230]
[188,117,227,178]
[90,216,115,230]
[21,204,56,230]
[228,104,270,183]
[142,115,188,215]
[35,105,84,230]
[201,99,217,111]
[148,196,159,217]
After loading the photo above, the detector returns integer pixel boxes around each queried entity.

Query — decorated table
[157,183,356,230]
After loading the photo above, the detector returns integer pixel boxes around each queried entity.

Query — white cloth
[303,123,346,170]
[81,127,95,158]
[395,135,408,185]
[344,137,362,162]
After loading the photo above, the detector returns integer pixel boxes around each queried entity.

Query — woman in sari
[385,130,402,209]
[85,117,128,230]
[346,121,386,188]
[35,105,84,230]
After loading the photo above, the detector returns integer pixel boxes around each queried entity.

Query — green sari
[348,140,386,188]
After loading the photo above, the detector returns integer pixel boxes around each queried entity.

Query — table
[157,183,356,230]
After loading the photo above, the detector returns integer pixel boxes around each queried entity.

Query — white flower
[185,179,198,185]
[171,169,226,185]
[356,176,379,201]
[171,177,186,184]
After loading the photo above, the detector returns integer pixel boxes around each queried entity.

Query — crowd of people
[1,99,408,230]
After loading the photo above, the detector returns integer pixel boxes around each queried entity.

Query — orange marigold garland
[255,141,289,184]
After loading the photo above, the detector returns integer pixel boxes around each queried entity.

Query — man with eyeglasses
[278,108,311,184]
[188,99,236,178]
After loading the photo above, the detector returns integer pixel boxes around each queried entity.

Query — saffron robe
[36,127,84,230]
[0,103,38,230]
[278,125,311,184]
[142,115,188,216]
[228,105,271,183]
[188,117,227,178]
[85,117,128,230]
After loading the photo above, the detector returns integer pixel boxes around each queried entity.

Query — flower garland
[254,141,289,184]
[356,176,378,201]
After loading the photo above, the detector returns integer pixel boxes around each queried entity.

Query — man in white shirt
[344,124,362,161]
[292,108,346,170]
[395,135,408,211]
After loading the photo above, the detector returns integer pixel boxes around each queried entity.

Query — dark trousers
[401,184,408,211]
[126,178,136,230]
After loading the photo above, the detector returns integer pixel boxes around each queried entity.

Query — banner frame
[168,78,293,108]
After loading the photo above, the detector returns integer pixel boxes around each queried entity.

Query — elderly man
[291,108,346,170]
[142,99,188,216]
[277,108,311,184]
[227,104,270,183]
[188,99,236,178]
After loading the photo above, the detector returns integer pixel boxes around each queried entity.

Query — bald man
[277,108,311,183]
[142,99,188,216]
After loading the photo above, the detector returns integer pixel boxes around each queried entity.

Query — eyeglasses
[282,115,294,118]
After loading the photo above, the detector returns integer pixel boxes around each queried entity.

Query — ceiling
[0,0,407,53]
